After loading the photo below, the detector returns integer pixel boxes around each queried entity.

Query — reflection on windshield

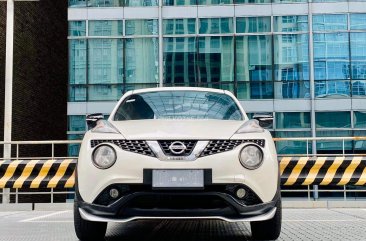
[114,91,243,121]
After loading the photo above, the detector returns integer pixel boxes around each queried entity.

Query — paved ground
[1,209,366,241]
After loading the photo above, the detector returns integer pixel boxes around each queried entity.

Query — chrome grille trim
[200,139,265,157]
[158,140,197,156]
[90,140,155,157]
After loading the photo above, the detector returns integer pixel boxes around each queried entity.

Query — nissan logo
[169,141,187,155]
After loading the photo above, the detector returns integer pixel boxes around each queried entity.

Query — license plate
[152,170,204,188]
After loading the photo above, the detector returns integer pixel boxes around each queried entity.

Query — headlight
[239,145,263,170]
[92,145,117,169]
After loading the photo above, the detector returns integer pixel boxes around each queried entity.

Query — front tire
[250,200,282,240]
[74,200,107,241]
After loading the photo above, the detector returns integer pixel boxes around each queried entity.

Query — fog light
[109,188,119,199]
[236,188,246,199]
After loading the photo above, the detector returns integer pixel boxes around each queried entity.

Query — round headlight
[239,145,263,170]
[92,145,117,169]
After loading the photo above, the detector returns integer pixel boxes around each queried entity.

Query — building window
[236,17,271,33]
[163,19,196,35]
[276,112,311,129]
[125,38,159,84]
[164,0,197,5]
[313,14,348,31]
[125,0,158,6]
[88,39,123,84]
[350,14,366,30]
[89,21,123,36]
[316,112,351,128]
[199,18,233,34]
[125,19,159,36]
[69,40,87,85]
[68,21,86,36]
[354,111,366,128]
[163,37,198,84]
[89,0,123,7]
[198,36,234,82]
[274,16,308,32]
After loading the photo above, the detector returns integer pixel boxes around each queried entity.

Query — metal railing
[273,136,366,157]
[0,137,365,203]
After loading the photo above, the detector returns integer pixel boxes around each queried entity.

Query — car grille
[90,140,155,157]
[158,140,197,156]
[200,139,265,157]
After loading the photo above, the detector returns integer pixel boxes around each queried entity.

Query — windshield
[113,91,243,121]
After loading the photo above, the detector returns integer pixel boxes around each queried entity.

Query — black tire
[74,200,107,241]
[250,200,282,240]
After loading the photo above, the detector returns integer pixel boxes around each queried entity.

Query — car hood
[109,120,244,140]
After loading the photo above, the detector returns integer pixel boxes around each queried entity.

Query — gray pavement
[1,209,366,241]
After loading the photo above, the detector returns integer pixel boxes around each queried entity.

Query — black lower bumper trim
[78,191,279,220]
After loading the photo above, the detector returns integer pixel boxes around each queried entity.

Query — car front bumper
[76,183,281,223]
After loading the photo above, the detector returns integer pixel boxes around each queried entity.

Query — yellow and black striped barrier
[280,156,366,186]
[1,157,366,188]
[0,159,76,189]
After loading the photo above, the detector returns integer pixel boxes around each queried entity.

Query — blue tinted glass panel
[350,14,366,30]
[236,17,271,33]
[274,34,309,81]
[199,18,233,34]
[276,112,311,129]
[164,37,198,84]
[354,112,366,128]
[316,112,351,128]
[198,37,234,82]
[68,134,83,157]
[88,39,123,84]
[274,81,310,99]
[126,20,159,36]
[125,0,158,5]
[314,33,350,80]
[164,0,196,5]
[69,40,87,84]
[163,19,196,35]
[237,82,273,100]
[316,130,352,153]
[315,80,350,98]
[352,80,366,97]
[198,0,232,4]
[275,131,312,155]
[68,116,86,132]
[69,0,86,7]
[274,16,308,32]
[125,38,159,84]
[89,21,123,36]
[236,0,270,2]
[273,0,306,2]
[69,86,87,101]
[68,21,86,36]
[313,14,347,31]
[88,84,122,101]
[351,33,366,80]
[236,35,272,82]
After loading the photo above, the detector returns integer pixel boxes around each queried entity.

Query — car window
[113,91,243,121]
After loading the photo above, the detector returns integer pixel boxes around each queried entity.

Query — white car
[74,87,281,241]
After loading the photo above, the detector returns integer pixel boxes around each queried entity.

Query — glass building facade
[68,0,366,157]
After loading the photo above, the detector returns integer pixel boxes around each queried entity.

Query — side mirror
[253,113,273,128]
[86,113,104,129]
